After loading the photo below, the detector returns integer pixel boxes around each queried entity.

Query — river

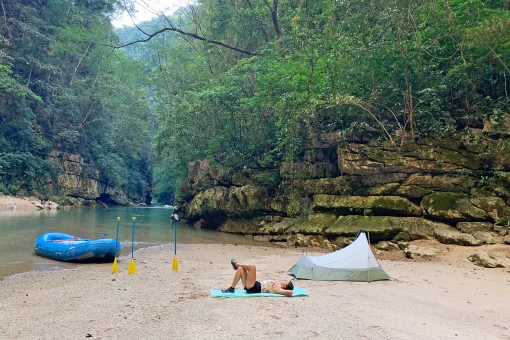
[0,206,263,280]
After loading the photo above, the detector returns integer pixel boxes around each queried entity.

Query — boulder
[331,237,354,249]
[469,196,510,221]
[392,231,411,242]
[376,241,391,251]
[468,252,510,268]
[493,225,508,236]
[376,241,401,251]
[404,245,439,259]
[456,222,493,233]
[433,226,482,246]
[217,218,266,235]
[289,234,334,250]
[34,200,60,210]
[456,222,500,244]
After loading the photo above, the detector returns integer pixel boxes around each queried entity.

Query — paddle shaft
[173,220,177,255]
[131,219,135,258]
[115,219,120,252]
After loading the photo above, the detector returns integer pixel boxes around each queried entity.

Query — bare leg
[235,264,257,289]
[229,267,247,288]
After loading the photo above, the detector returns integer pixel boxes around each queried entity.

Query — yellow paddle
[111,217,120,273]
[171,213,179,271]
[128,217,137,274]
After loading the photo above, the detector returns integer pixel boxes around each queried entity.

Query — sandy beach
[0,195,59,212]
[1,242,509,340]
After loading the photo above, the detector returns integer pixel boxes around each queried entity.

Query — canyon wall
[176,115,510,250]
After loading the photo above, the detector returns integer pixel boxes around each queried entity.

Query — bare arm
[272,286,293,297]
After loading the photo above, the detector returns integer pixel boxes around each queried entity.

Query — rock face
[176,123,510,249]
[48,150,131,206]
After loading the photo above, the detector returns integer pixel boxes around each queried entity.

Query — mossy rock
[421,192,464,211]
[313,194,422,216]
[188,187,229,217]
[367,183,400,195]
[433,225,482,246]
[339,142,480,175]
[456,222,493,233]
[483,112,510,137]
[400,143,480,170]
[271,186,311,216]
[188,185,273,218]
[322,215,405,240]
[280,161,338,179]
[360,173,408,186]
[217,218,267,235]
[403,174,474,193]
[288,234,334,249]
[421,192,488,221]
[231,169,280,188]
[292,176,356,195]
[286,213,335,235]
[396,185,433,198]
[469,196,510,222]
[261,216,307,235]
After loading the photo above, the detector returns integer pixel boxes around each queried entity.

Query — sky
[111,0,193,28]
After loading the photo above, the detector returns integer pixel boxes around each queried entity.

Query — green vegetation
[145,0,509,200]
[1,0,508,203]
[0,0,154,200]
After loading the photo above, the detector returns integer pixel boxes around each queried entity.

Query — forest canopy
[144,0,509,200]
[0,0,154,199]
[1,0,509,203]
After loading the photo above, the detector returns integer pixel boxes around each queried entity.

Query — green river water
[0,206,262,280]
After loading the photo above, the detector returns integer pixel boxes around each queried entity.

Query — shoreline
[1,243,509,339]
[0,195,59,211]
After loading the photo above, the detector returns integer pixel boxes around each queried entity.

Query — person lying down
[221,260,294,297]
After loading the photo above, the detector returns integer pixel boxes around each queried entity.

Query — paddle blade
[111,257,119,273]
[172,255,179,271]
[128,258,137,274]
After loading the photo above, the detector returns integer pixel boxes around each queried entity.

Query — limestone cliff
[48,150,131,206]
[175,114,510,249]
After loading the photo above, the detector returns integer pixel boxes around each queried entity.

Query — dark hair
[285,280,294,291]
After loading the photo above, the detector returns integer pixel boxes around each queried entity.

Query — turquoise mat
[210,287,309,298]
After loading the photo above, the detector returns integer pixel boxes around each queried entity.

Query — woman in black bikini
[221,259,294,296]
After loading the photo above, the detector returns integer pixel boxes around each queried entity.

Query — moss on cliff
[421,192,465,211]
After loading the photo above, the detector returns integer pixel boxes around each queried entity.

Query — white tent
[288,231,390,282]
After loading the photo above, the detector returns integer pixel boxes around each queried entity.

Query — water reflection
[0,206,265,280]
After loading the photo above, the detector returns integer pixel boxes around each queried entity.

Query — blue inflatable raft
[34,232,121,262]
